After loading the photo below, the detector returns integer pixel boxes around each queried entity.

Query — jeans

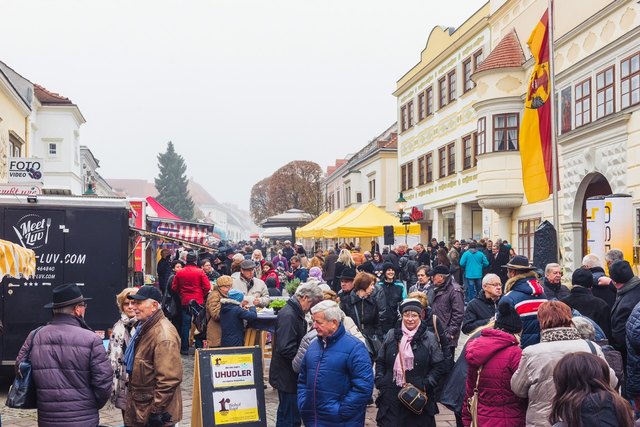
[180,306,203,352]
[464,278,482,303]
[276,390,301,427]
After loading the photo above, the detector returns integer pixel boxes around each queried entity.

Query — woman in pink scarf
[374,298,448,427]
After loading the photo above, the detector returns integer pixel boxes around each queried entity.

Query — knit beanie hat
[309,267,323,280]
[227,289,244,302]
[382,262,395,272]
[495,302,522,334]
[571,268,594,288]
[400,298,423,315]
[610,260,634,284]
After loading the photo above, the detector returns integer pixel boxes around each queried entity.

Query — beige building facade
[397,0,640,271]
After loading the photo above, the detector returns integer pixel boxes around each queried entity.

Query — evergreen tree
[154,141,195,220]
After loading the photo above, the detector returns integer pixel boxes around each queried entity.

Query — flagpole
[547,0,561,262]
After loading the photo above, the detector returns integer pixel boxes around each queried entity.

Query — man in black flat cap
[16,283,113,427]
[124,285,182,427]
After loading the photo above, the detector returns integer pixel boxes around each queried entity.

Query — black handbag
[396,345,428,415]
[6,326,44,409]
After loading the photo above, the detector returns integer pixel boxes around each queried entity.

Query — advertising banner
[604,194,634,265]
[129,200,144,272]
[585,196,606,263]
[8,157,44,183]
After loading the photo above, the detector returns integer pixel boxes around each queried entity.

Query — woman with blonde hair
[107,287,138,420]
[331,248,356,292]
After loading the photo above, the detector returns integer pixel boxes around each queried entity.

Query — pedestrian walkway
[0,350,459,426]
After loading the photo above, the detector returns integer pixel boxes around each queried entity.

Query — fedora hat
[338,268,357,280]
[502,255,535,271]
[44,283,92,309]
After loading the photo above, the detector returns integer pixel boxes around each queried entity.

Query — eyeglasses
[123,301,136,306]
[485,283,502,287]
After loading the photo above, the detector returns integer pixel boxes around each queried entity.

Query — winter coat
[124,310,182,427]
[292,266,309,283]
[490,248,510,285]
[232,275,270,307]
[577,392,628,427]
[219,298,257,347]
[382,250,400,270]
[377,279,407,333]
[462,328,526,427]
[427,276,465,346]
[108,314,138,410]
[269,297,308,393]
[589,266,617,308]
[625,300,640,396]
[500,271,547,348]
[341,290,386,340]
[17,314,113,427]
[297,323,373,427]
[272,254,289,272]
[403,257,420,286]
[510,327,616,427]
[171,264,210,306]
[282,246,295,261]
[375,321,447,427]
[323,253,339,282]
[157,256,172,292]
[292,316,365,373]
[205,286,223,347]
[261,268,280,289]
[542,278,570,300]
[459,249,489,279]
[462,292,498,335]
[561,286,611,339]
[610,276,640,358]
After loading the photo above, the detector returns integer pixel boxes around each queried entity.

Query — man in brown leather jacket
[124,285,183,427]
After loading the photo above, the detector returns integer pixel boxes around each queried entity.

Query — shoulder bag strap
[25,326,45,362]
[432,315,441,345]
[353,299,363,329]
[585,339,597,355]
[474,365,483,391]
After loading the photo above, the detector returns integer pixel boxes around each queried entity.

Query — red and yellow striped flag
[519,9,552,203]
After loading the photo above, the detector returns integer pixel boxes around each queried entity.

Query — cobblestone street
[0,350,457,426]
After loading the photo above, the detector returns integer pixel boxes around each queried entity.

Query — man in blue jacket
[459,241,489,303]
[298,300,373,427]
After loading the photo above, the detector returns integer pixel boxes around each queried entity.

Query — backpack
[193,294,209,337]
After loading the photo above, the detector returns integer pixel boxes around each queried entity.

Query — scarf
[124,323,142,374]
[393,323,419,386]
[540,326,582,342]
[108,314,138,408]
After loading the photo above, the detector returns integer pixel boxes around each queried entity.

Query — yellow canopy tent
[321,203,421,239]
[0,238,36,278]
[297,207,354,239]
[294,212,329,238]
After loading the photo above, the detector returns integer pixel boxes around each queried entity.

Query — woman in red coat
[462,302,527,427]
[261,261,280,289]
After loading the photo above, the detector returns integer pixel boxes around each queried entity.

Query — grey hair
[52,304,77,315]
[310,300,344,323]
[545,263,561,275]
[582,253,602,268]
[295,282,323,302]
[572,317,595,340]
[605,249,624,265]
[482,273,501,285]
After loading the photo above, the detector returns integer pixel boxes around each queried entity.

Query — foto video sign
[9,157,44,183]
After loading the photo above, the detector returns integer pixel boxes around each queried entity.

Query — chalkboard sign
[191,346,267,427]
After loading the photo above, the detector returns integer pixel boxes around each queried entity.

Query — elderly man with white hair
[297,300,373,427]
[461,273,503,334]
[269,282,323,427]
[583,252,618,308]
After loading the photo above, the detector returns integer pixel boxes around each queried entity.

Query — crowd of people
[15,237,640,427]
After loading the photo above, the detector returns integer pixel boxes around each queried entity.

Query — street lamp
[396,192,411,244]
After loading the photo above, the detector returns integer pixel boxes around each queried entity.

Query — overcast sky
[2,0,486,210]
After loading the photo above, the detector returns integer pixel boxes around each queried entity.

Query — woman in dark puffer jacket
[462,302,526,427]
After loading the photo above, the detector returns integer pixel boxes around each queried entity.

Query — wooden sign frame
[192,346,267,427]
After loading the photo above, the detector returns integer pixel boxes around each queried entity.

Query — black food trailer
[0,195,129,368]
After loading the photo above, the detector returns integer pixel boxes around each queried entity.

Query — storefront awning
[321,203,421,239]
[131,226,219,251]
[147,217,218,246]
[0,238,36,279]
